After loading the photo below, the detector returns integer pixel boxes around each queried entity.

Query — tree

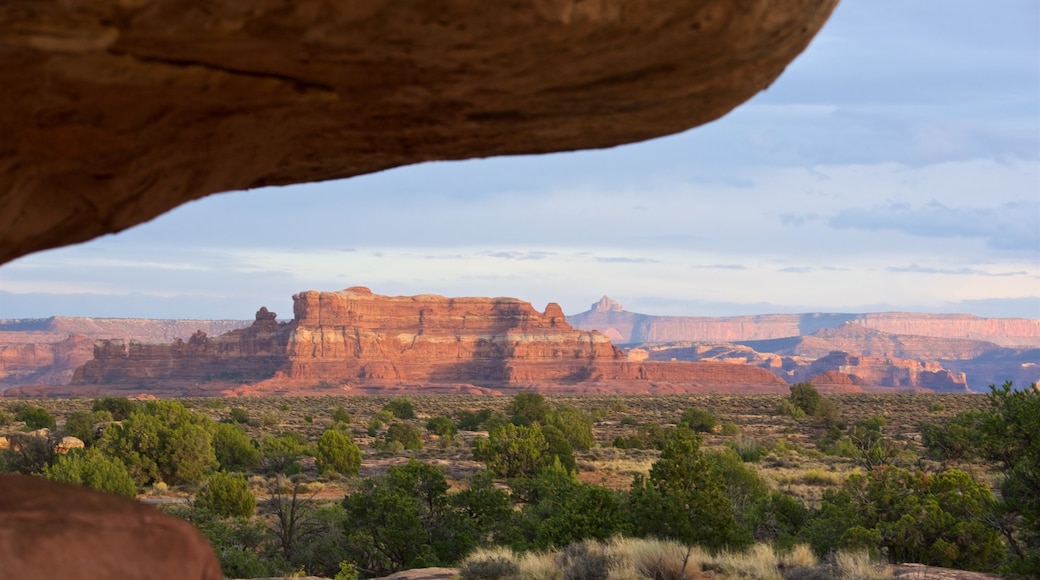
[626,427,746,551]
[260,432,311,474]
[507,392,552,426]
[545,406,594,451]
[62,410,111,445]
[788,382,823,416]
[269,476,325,566]
[97,400,217,485]
[315,429,361,476]
[973,382,1040,575]
[801,466,1005,571]
[211,422,261,472]
[385,422,424,451]
[472,423,552,479]
[343,461,476,574]
[43,447,137,498]
[195,471,256,518]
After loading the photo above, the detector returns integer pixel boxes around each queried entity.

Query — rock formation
[0,475,222,579]
[67,288,787,394]
[0,1,838,265]
[72,309,292,388]
[0,318,251,388]
[569,298,1040,347]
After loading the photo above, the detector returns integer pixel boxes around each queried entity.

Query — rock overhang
[1,0,838,264]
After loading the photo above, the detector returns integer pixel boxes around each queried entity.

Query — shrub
[196,471,256,518]
[43,447,137,498]
[91,397,139,421]
[228,407,250,424]
[16,406,56,430]
[459,548,520,580]
[680,407,718,433]
[211,422,261,472]
[457,408,493,431]
[728,436,765,462]
[546,407,594,451]
[382,398,415,420]
[331,406,352,425]
[459,547,521,580]
[315,429,361,476]
[385,422,423,450]
[426,415,458,440]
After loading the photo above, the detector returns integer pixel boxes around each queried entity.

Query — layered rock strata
[571,297,1040,347]
[70,288,786,393]
[72,308,290,386]
[0,318,251,387]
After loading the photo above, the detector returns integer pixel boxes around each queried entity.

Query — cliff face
[287,287,624,384]
[73,309,291,386]
[66,288,786,394]
[0,318,251,387]
[569,298,1040,347]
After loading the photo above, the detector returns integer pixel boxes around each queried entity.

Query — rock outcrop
[0,475,222,579]
[0,318,251,388]
[0,0,838,264]
[569,298,1040,347]
[72,309,292,387]
[68,288,787,394]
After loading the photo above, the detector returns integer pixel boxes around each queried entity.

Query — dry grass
[459,538,878,580]
[834,550,893,580]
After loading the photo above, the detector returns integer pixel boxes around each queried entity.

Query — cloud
[829,199,1040,252]
[779,267,813,273]
[594,256,659,264]
[484,251,554,260]
[887,264,1029,277]
[692,264,747,270]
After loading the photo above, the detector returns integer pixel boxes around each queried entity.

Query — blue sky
[1,0,1038,321]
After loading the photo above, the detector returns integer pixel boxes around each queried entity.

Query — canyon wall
[0,318,250,387]
[65,288,786,394]
[72,309,290,386]
[570,297,1040,347]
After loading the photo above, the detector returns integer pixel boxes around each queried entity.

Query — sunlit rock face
[65,288,788,394]
[0,0,837,264]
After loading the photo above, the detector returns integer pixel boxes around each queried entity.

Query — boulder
[0,475,222,579]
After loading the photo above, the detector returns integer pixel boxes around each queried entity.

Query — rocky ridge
[0,318,250,387]
[58,288,786,396]
[572,298,1039,392]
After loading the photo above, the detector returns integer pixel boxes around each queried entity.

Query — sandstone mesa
[63,287,787,397]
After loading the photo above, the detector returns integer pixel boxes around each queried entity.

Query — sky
[1,0,1038,321]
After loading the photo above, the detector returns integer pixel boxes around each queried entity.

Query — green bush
[16,406,56,430]
[680,407,718,433]
[789,383,823,416]
[211,422,261,472]
[508,392,552,426]
[457,409,493,431]
[385,422,423,451]
[43,447,137,498]
[331,406,352,425]
[316,429,361,475]
[196,471,256,518]
[383,398,415,420]
[91,397,139,421]
[426,415,458,443]
[228,407,250,424]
